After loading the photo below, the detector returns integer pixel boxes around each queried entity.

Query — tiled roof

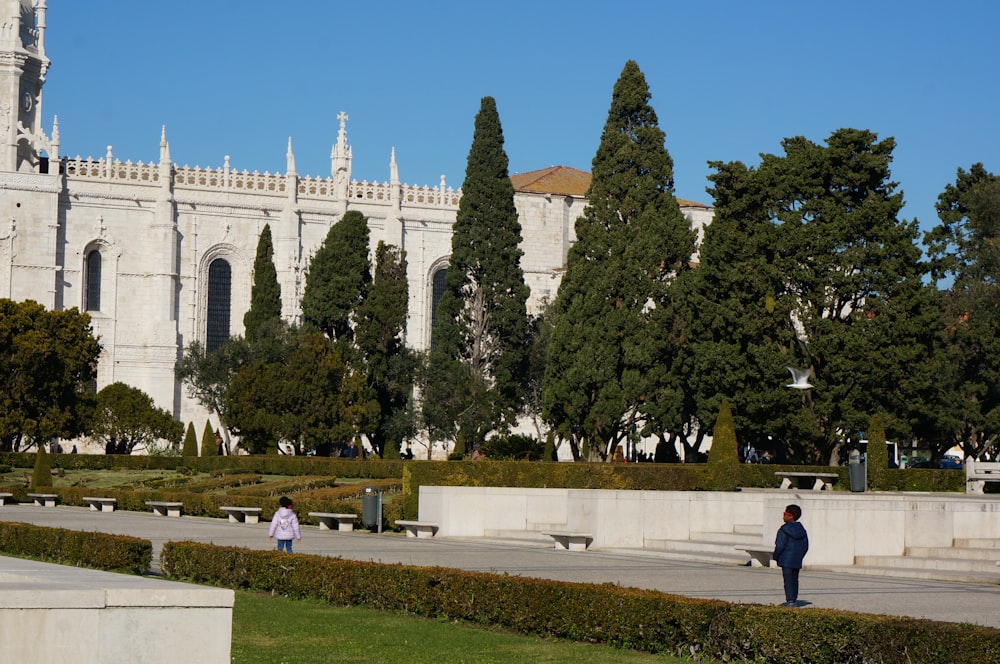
[510,165,711,208]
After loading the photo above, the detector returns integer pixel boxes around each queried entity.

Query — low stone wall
[418,486,1000,566]
[0,555,234,663]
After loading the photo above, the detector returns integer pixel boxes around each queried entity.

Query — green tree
[924,164,1000,460]
[181,422,198,457]
[31,444,52,489]
[701,129,926,465]
[866,413,889,490]
[355,241,416,457]
[301,210,371,343]
[0,299,101,452]
[427,96,530,453]
[705,398,738,489]
[90,382,183,455]
[176,338,253,453]
[543,61,696,461]
[201,420,217,457]
[243,224,283,344]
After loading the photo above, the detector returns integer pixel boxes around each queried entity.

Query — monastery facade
[0,1,713,434]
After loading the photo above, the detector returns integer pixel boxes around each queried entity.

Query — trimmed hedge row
[161,541,1000,663]
[0,521,152,574]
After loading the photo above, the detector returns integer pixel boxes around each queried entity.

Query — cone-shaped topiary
[201,420,217,457]
[705,398,740,489]
[866,413,889,490]
[31,443,53,489]
[181,422,198,457]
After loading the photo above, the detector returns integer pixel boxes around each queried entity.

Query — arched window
[85,250,102,311]
[430,268,448,349]
[206,258,232,352]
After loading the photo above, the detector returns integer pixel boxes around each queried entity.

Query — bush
[160,541,1000,663]
[30,447,53,489]
[0,522,152,574]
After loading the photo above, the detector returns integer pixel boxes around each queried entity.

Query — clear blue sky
[42,1,998,232]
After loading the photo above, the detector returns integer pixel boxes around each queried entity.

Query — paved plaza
[3,504,1000,630]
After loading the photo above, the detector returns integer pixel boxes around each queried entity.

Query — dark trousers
[781,566,800,602]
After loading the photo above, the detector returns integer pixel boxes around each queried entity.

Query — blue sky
[42,1,998,232]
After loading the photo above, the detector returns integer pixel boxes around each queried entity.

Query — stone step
[689,530,765,545]
[906,546,1000,561]
[644,538,756,564]
[822,564,1000,585]
[954,538,1000,550]
[854,554,1000,575]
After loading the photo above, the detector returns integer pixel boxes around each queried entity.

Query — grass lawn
[232,591,703,664]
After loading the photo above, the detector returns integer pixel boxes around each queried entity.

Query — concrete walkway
[3,504,1000,630]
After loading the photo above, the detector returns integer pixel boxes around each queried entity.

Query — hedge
[0,521,151,574]
[161,541,1000,663]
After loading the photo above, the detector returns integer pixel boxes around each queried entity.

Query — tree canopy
[90,382,183,455]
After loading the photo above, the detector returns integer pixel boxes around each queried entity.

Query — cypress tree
[301,210,371,343]
[706,398,739,489]
[243,224,282,343]
[428,96,529,449]
[31,444,53,488]
[181,422,198,457]
[866,414,889,490]
[543,60,695,460]
[201,420,217,457]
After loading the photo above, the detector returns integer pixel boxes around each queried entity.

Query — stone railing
[63,157,461,209]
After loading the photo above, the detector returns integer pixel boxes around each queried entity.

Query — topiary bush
[30,446,53,489]
[866,413,889,490]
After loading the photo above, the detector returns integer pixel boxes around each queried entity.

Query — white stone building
[0,0,713,438]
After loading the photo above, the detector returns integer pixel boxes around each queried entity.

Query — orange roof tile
[510,165,711,208]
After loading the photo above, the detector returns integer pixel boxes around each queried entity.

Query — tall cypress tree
[427,96,529,451]
[181,422,198,457]
[243,224,282,343]
[543,61,695,461]
[301,211,371,343]
[201,419,217,457]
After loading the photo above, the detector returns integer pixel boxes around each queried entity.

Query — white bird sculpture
[786,366,813,389]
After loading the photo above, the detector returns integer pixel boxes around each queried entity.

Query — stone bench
[219,506,263,524]
[0,492,16,506]
[966,459,1000,494]
[26,493,58,507]
[145,501,183,517]
[542,530,593,551]
[775,471,839,491]
[394,520,438,538]
[309,512,358,532]
[737,545,775,567]
[82,496,117,512]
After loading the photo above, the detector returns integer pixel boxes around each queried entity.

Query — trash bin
[848,448,866,492]
[361,487,382,531]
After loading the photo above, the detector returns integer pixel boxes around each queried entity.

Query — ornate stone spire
[389,147,399,185]
[158,125,171,165]
[286,136,296,175]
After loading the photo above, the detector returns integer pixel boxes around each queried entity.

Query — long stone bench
[145,501,183,517]
[966,459,1000,494]
[737,544,775,567]
[82,496,117,512]
[775,471,838,491]
[309,512,358,532]
[26,493,58,507]
[0,492,16,506]
[394,520,438,538]
[219,506,262,524]
[542,530,593,551]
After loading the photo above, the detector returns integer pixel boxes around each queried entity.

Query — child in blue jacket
[773,504,809,606]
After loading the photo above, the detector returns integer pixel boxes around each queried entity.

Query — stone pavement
[3,504,1000,630]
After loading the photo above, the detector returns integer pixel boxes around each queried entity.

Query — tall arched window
[85,249,102,311]
[206,258,232,352]
[430,268,448,349]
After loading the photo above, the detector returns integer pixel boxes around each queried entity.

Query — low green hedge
[161,541,1000,663]
[0,521,152,574]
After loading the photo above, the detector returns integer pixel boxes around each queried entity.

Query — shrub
[182,422,198,457]
[30,446,53,489]
[0,522,151,574]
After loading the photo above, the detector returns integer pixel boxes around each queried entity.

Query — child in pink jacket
[268,496,302,552]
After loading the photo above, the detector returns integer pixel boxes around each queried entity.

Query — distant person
[268,496,301,553]
[340,440,360,458]
[760,450,774,464]
[773,504,809,607]
[70,445,77,454]
[401,446,414,460]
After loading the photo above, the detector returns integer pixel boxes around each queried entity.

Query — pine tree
[427,96,529,449]
[301,211,371,343]
[355,241,415,457]
[543,61,695,461]
[31,444,52,488]
[201,420,217,457]
[243,224,282,343]
[181,422,198,457]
